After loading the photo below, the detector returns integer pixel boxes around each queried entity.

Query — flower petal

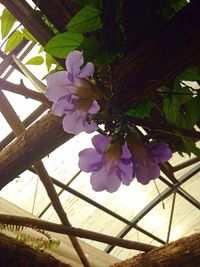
[135,159,160,185]
[118,160,134,185]
[62,111,85,134]
[121,143,132,159]
[66,51,83,77]
[51,98,66,116]
[79,62,94,78]
[147,142,172,163]
[92,134,110,153]
[46,71,70,102]
[88,100,100,114]
[84,120,98,133]
[90,167,121,193]
[78,148,102,172]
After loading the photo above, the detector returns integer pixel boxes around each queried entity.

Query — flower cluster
[45,51,100,134]
[78,134,172,192]
[45,51,173,193]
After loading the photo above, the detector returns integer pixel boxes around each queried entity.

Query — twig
[0,78,50,105]
[0,214,157,252]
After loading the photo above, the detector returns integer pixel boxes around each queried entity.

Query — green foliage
[44,32,84,58]
[79,37,101,62]
[22,28,37,43]
[66,5,102,33]
[0,222,60,251]
[163,0,188,20]
[74,0,102,9]
[163,77,199,130]
[42,14,59,34]
[25,56,44,65]
[45,53,58,71]
[4,30,23,53]
[93,50,117,67]
[176,67,200,82]
[173,83,193,105]
[163,95,194,130]
[179,137,200,158]
[163,97,180,125]
[126,97,154,119]
[78,37,117,66]
[38,45,44,53]
[185,96,200,129]
[1,8,16,39]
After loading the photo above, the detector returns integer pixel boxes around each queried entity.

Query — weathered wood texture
[0,232,71,267]
[0,104,47,150]
[0,78,50,104]
[32,0,80,32]
[0,0,53,46]
[113,0,200,109]
[0,39,28,76]
[110,233,200,267]
[0,113,73,188]
[0,0,65,66]
[0,0,199,188]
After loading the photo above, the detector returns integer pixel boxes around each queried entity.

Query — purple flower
[45,51,100,135]
[129,141,172,185]
[78,134,134,193]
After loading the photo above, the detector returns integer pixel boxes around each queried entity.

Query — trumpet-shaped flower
[45,51,100,135]
[129,141,172,185]
[78,134,134,193]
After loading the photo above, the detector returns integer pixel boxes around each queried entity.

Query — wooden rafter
[0,232,71,267]
[110,232,200,267]
[0,91,90,266]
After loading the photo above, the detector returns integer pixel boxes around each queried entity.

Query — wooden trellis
[0,0,200,266]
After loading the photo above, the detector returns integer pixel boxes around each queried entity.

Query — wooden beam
[109,232,200,267]
[0,0,53,47]
[0,214,157,252]
[31,0,80,32]
[0,78,50,104]
[0,0,199,188]
[0,0,65,67]
[0,103,47,150]
[0,112,73,189]
[0,39,28,76]
[0,232,71,267]
[113,0,200,109]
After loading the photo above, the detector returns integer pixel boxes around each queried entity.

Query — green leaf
[176,67,200,82]
[181,137,200,158]
[172,82,193,105]
[1,8,16,39]
[25,56,44,65]
[126,97,154,119]
[163,98,179,125]
[38,45,44,53]
[44,32,84,58]
[45,53,58,71]
[185,96,200,128]
[163,0,188,20]
[4,30,23,53]
[22,28,37,43]
[74,0,101,9]
[93,50,117,67]
[66,6,102,33]
[78,37,101,62]
[78,37,117,66]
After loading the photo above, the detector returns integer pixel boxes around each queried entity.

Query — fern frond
[0,222,60,250]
